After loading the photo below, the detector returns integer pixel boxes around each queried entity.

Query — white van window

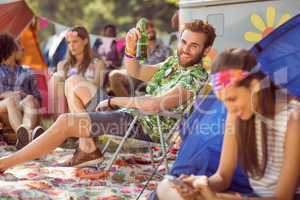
[207,13,224,36]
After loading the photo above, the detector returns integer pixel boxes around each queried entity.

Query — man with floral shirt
[0,20,216,170]
[125,56,208,141]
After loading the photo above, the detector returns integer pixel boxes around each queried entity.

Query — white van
[179,0,300,66]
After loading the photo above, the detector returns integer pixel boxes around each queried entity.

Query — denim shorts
[88,111,152,142]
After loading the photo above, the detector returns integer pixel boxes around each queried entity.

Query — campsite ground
[0,138,171,199]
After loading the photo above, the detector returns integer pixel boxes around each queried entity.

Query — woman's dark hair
[211,48,283,178]
[64,26,92,75]
[0,33,18,63]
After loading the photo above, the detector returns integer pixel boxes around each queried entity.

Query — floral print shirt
[122,56,209,141]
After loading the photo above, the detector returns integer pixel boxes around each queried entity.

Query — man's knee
[4,95,20,107]
[57,113,68,123]
[56,113,73,136]
[57,113,72,126]
[109,70,128,85]
[57,113,91,138]
[21,95,39,108]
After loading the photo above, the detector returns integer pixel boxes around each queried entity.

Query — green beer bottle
[136,18,148,63]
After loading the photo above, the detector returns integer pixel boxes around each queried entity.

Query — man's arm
[124,58,159,82]
[110,85,194,113]
[124,27,160,82]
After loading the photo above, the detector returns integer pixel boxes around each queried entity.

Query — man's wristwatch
[107,97,117,109]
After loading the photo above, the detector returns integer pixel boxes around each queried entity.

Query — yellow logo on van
[244,7,291,43]
[203,48,217,70]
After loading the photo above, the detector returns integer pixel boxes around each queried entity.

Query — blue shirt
[0,64,41,104]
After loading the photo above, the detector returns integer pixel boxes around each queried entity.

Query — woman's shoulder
[288,99,300,106]
[274,100,300,127]
[288,100,300,120]
[57,60,71,73]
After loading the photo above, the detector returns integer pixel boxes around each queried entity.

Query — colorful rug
[0,140,173,200]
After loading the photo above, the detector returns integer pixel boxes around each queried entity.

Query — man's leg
[64,75,104,154]
[0,111,149,170]
[0,97,23,132]
[19,95,40,130]
[0,113,92,171]
[109,69,131,97]
[88,111,152,142]
[109,69,147,97]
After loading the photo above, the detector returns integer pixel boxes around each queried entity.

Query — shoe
[65,148,104,168]
[15,126,30,150]
[32,126,44,140]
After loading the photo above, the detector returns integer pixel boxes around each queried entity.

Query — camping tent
[0,0,33,38]
[0,0,49,113]
[19,22,47,70]
[0,0,47,70]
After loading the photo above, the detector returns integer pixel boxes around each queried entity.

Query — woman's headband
[211,64,261,91]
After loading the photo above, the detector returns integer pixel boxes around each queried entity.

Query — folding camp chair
[100,81,211,171]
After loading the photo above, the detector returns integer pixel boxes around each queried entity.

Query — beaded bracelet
[124,48,136,60]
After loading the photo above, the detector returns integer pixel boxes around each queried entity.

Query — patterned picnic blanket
[0,140,171,200]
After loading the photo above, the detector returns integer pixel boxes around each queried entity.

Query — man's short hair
[104,24,116,31]
[182,20,216,49]
[0,33,18,63]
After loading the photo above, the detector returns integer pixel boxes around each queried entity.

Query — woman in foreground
[157,48,300,200]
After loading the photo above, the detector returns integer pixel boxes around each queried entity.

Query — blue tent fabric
[170,91,253,194]
[42,34,68,69]
[251,14,300,98]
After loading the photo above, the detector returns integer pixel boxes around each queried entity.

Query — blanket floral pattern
[0,141,170,200]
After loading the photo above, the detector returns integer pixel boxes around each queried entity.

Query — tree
[25,0,178,35]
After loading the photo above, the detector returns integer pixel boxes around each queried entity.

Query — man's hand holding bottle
[125,18,148,62]
[125,27,140,57]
